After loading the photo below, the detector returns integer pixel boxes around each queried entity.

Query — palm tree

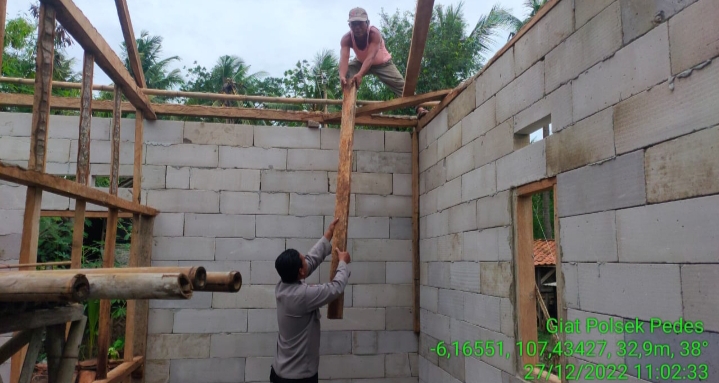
[505,0,551,40]
[209,55,268,106]
[120,31,184,93]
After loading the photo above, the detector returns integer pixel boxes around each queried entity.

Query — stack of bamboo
[0,266,242,303]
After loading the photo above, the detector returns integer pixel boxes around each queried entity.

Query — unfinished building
[1,0,718,382]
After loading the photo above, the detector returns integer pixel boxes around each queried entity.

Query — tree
[120,31,184,94]
[505,0,551,40]
[358,2,514,107]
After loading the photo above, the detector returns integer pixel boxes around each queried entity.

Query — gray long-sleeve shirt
[272,236,350,379]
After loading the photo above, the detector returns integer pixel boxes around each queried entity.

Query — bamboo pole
[15,266,207,290]
[84,273,193,300]
[0,261,71,269]
[56,316,87,383]
[19,328,44,383]
[44,324,65,382]
[0,272,89,302]
[0,329,34,364]
[0,76,439,107]
[200,271,242,292]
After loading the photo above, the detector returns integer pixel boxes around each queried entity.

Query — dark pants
[270,367,318,383]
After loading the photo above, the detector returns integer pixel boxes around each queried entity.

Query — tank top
[350,26,392,65]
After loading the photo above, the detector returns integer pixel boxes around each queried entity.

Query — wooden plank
[44,324,66,382]
[12,5,56,381]
[0,304,85,334]
[71,51,94,269]
[93,356,143,383]
[0,162,158,216]
[517,177,556,197]
[402,0,435,97]
[411,129,420,333]
[417,0,561,132]
[0,92,416,127]
[322,89,449,123]
[97,85,123,380]
[44,210,134,218]
[39,0,156,119]
[0,330,34,365]
[124,215,154,383]
[114,0,145,88]
[552,183,568,379]
[327,83,357,320]
[516,193,538,366]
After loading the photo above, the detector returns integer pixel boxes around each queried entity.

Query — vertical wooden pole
[0,0,7,73]
[97,85,122,380]
[57,317,87,383]
[71,51,94,269]
[124,112,147,383]
[327,82,357,319]
[516,193,538,366]
[11,4,55,381]
[44,324,65,382]
[553,185,568,383]
[18,328,44,383]
[411,129,420,333]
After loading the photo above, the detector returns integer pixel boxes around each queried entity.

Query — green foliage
[532,190,554,240]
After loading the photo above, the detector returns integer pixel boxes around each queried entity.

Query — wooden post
[12,4,55,381]
[0,0,7,73]
[516,192,539,366]
[71,51,94,269]
[97,85,123,380]
[19,328,44,383]
[56,316,87,383]
[124,215,153,383]
[327,82,357,320]
[44,323,66,381]
[411,129,420,333]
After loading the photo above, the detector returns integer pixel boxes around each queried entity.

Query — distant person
[270,217,351,383]
[339,7,429,118]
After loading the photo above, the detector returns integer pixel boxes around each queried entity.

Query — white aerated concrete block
[613,57,719,155]
[616,194,719,263]
[476,48,516,107]
[513,0,573,75]
[473,122,513,169]
[385,131,411,153]
[463,227,512,262]
[578,263,682,321]
[329,172,393,195]
[461,162,496,202]
[212,285,276,309]
[169,358,245,383]
[356,152,412,174]
[146,334,210,359]
[448,201,478,234]
[463,96,496,146]
[348,217,389,239]
[184,214,255,238]
[575,0,615,28]
[476,191,511,230]
[446,144,474,182]
[356,195,411,217]
[668,0,717,74]
[152,237,215,261]
[153,213,184,237]
[145,144,217,167]
[254,126,320,148]
[353,285,413,307]
[393,173,412,196]
[319,307,386,331]
[218,146,287,170]
[287,149,339,171]
[172,309,248,333]
[682,265,719,332]
[560,210,618,263]
[318,355,385,379]
[146,190,219,213]
[390,218,412,240]
[496,140,546,191]
[545,2,622,93]
[437,177,461,212]
[480,262,512,298]
[572,24,670,121]
[189,168,260,191]
[183,121,253,146]
[220,191,289,215]
[321,128,385,151]
[438,122,462,160]
[497,61,545,124]
[210,332,277,357]
[352,239,411,262]
[256,215,323,238]
[557,150,646,217]
[245,357,274,382]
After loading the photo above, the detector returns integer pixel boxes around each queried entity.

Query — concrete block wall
[0,113,418,382]
[417,0,719,382]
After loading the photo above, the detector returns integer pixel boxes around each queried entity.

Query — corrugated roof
[533,239,556,266]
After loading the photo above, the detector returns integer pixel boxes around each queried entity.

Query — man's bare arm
[339,34,352,83]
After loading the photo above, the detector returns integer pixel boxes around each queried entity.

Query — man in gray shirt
[270,218,351,383]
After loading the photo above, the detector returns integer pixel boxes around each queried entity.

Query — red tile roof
[533,239,556,266]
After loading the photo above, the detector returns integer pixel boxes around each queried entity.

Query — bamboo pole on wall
[0,272,90,302]
[11,4,56,381]
[200,271,243,292]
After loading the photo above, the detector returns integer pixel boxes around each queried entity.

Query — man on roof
[339,7,429,118]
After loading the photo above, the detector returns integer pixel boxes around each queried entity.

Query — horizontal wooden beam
[0,76,439,108]
[0,162,158,216]
[42,210,133,218]
[0,304,84,334]
[38,0,156,120]
[517,177,556,197]
[0,92,416,127]
[323,89,450,124]
[93,356,143,383]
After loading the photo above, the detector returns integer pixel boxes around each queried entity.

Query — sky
[6,0,530,86]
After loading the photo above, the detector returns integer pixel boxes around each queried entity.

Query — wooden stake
[97,85,122,380]
[516,192,538,366]
[411,129,420,333]
[71,51,94,269]
[12,7,56,379]
[327,82,357,319]
[18,328,44,383]
[44,324,66,382]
